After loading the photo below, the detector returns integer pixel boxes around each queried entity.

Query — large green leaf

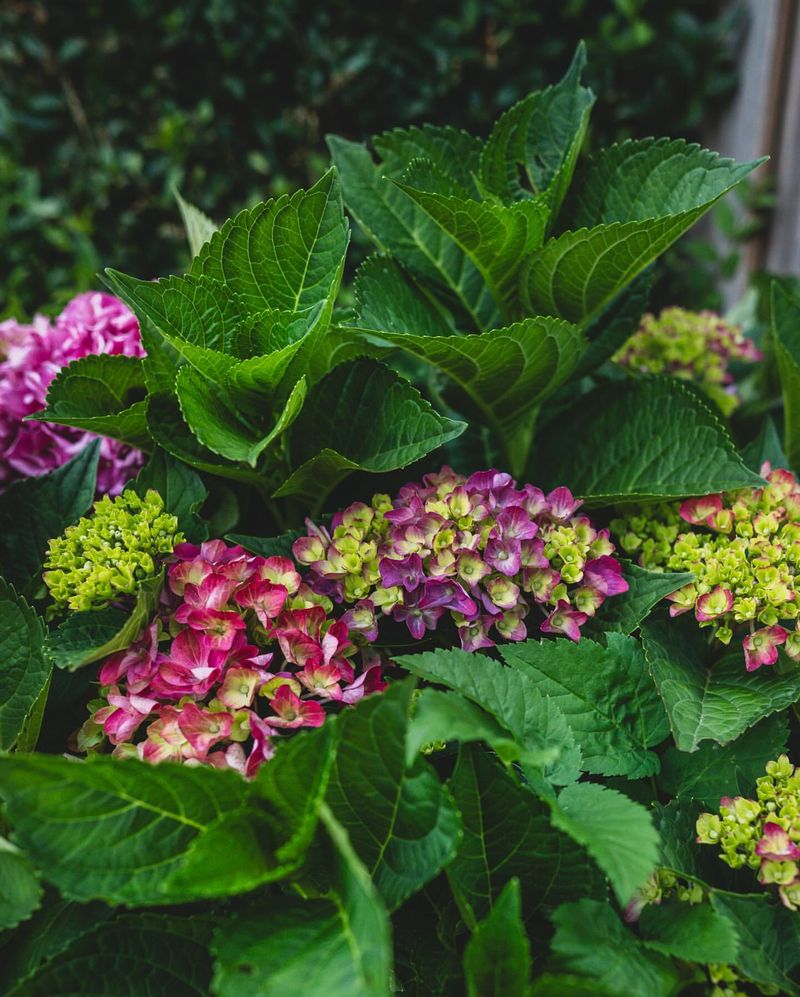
[479,43,595,215]
[0,728,335,906]
[46,572,163,671]
[0,440,99,587]
[325,680,461,911]
[406,688,545,768]
[275,359,465,505]
[551,782,660,906]
[771,282,800,470]
[190,168,349,317]
[523,140,763,323]
[328,134,499,330]
[4,912,213,997]
[585,562,694,638]
[353,303,583,471]
[374,124,483,199]
[397,648,582,785]
[532,377,763,503]
[0,578,51,750]
[549,900,680,997]
[463,879,531,997]
[392,171,548,318]
[105,270,248,354]
[0,900,113,995]
[144,394,264,489]
[165,720,339,898]
[128,449,208,542]
[712,893,800,996]
[642,619,800,752]
[175,363,305,467]
[0,839,42,930]
[500,634,669,779]
[353,255,456,338]
[29,355,150,448]
[174,188,217,257]
[211,806,392,997]
[639,900,738,965]
[658,714,789,808]
[447,745,604,926]
[572,268,653,380]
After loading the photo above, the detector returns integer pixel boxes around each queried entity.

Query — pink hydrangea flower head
[0,292,145,494]
[84,538,386,775]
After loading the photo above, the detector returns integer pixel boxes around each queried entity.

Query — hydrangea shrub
[6,46,800,997]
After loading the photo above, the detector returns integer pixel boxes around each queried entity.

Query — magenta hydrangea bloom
[80,539,386,776]
[0,292,144,495]
[293,466,628,651]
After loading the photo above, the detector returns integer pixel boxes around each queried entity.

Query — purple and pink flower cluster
[80,540,385,777]
[293,466,629,652]
[0,292,144,495]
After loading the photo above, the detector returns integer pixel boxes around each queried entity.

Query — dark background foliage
[1,0,740,318]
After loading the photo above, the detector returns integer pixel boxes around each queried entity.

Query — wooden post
[704,0,797,306]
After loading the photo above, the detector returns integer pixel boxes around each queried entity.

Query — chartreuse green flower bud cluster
[697,754,800,911]
[611,465,800,671]
[613,307,761,416]
[44,489,183,611]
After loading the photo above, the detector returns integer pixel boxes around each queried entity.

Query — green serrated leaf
[406,688,539,767]
[0,577,51,750]
[354,312,583,465]
[531,377,764,503]
[0,839,42,930]
[128,449,208,542]
[500,634,669,779]
[639,900,739,964]
[392,170,548,318]
[145,394,264,488]
[46,571,163,671]
[104,270,247,354]
[642,619,800,751]
[29,354,150,448]
[572,268,653,379]
[584,562,694,637]
[164,720,338,899]
[397,647,582,785]
[659,714,789,808]
[174,188,217,257]
[5,912,214,997]
[190,168,349,317]
[712,893,800,996]
[549,900,680,997]
[551,782,660,905]
[0,899,112,996]
[447,745,605,927]
[225,530,301,559]
[325,680,461,911]
[211,806,392,997]
[464,878,530,997]
[480,43,595,215]
[275,359,465,506]
[771,282,800,471]
[0,440,99,587]
[741,415,789,474]
[328,134,499,330]
[523,139,763,323]
[353,255,457,338]
[0,743,334,906]
[374,123,483,199]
